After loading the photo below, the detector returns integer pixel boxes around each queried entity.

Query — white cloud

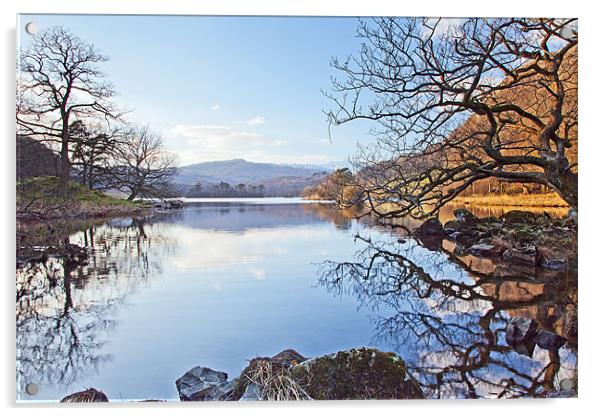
[162,123,329,166]
[247,116,265,125]
[423,18,467,38]
[211,104,221,111]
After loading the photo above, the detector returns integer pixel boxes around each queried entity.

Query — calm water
[16,198,576,401]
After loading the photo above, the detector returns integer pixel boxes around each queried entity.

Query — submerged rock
[60,388,109,403]
[290,348,424,400]
[175,366,235,401]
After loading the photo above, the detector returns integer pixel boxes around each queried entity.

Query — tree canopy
[327,18,578,218]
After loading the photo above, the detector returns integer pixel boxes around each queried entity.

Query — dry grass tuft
[245,360,312,401]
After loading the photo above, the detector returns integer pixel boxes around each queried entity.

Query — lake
[16,198,576,401]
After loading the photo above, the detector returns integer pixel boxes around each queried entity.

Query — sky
[18,14,378,167]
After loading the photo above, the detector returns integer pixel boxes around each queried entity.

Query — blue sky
[18,14,377,167]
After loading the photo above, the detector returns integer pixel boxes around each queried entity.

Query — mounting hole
[25,22,39,35]
[25,382,39,395]
[560,378,574,391]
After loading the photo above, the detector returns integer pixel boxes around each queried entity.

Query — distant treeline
[186,181,266,198]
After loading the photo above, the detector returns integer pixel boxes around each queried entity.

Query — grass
[454,192,569,208]
[244,360,312,401]
[17,176,148,221]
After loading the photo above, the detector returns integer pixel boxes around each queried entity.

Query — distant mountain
[174,159,331,197]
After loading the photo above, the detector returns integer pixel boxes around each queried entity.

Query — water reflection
[16,216,177,398]
[16,200,576,400]
[318,234,577,398]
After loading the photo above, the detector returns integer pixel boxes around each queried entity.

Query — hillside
[175,159,331,197]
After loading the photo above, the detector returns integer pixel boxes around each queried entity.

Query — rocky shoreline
[414,209,577,271]
[56,348,424,402]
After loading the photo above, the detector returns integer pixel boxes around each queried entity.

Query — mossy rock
[290,348,423,400]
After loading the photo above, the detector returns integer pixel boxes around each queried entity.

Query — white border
[2,1,599,415]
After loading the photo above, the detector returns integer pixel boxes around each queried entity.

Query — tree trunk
[59,116,70,194]
[127,191,138,201]
[60,139,70,192]
[555,171,578,210]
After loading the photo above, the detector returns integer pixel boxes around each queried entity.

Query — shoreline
[453,193,569,208]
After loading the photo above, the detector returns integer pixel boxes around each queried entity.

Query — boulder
[505,317,539,347]
[453,208,477,224]
[60,388,109,403]
[502,246,540,266]
[534,331,567,351]
[415,218,445,236]
[175,367,236,401]
[290,348,424,400]
[501,210,540,225]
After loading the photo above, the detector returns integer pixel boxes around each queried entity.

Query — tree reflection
[16,215,177,396]
[318,234,577,398]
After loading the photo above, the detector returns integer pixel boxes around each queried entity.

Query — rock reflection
[16,214,177,396]
[318,234,577,399]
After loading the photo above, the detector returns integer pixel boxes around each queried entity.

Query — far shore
[448,193,569,209]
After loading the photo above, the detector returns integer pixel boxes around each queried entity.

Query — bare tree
[319,234,577,398]
[326,18,578,218]
[17,26,123,192]
[69,120,122,190]
[113,125,177,201]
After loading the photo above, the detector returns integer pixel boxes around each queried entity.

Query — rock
[502,246,540,266]
[566,208,577,224]
[271,349,307,367]
[60,388,109,402]
[447,229,480,246]
[478,236,493,245]
[175,366,235,401]
[534,331,567,351]
[540,256,568,270]
[466,243,503,257]
[415,218,445,236]
[443,220,464,234]
[501,210,540,225]
[239,382,262,401]
[290,348,423,400]
[448,231,463,241]
[453,208,477,224]
[505,317,539,347]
